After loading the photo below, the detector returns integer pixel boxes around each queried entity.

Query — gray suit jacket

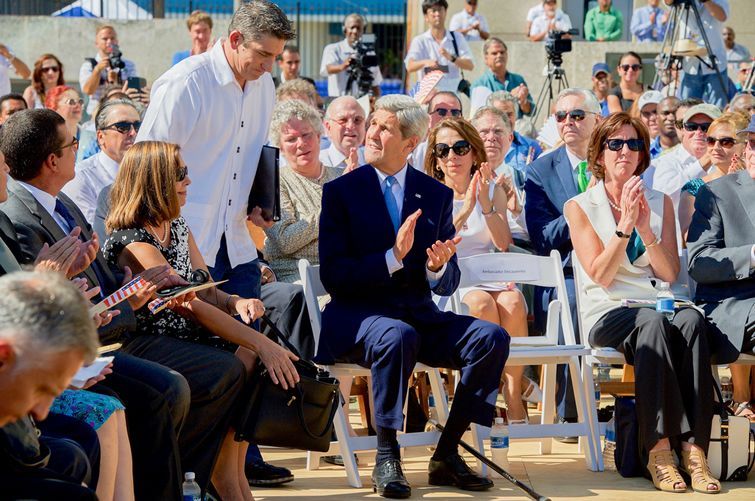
[687,170,755,363]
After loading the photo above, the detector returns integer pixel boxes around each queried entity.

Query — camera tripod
[532,61,569,128]
[652,0,728,104]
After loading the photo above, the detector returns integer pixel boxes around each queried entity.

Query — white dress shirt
[319,39,384,97]
[409,140,428,172]
[319,144,366,169]
[79,54,138,115]
[16,181,71,234]
[449,10,490,42]
[648,144,705,214]
[529,12,573,37]
[137,40,274,268]
[62,151,120,226]
[404,30,471,93]
[0,50,13,96]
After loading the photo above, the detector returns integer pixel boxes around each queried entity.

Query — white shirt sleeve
[320,44,338,78]
[559,13,573,31]
[456,33,472,59]
[404,36,425,67]
[750,245,755,270]
[385,248,403,275]
[449,12,463,32]
[426,263,447,284]
[479,14,490,33]
[79,60,95,96]
[137,75,200,146]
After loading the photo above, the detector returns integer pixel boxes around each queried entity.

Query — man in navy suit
[317,94,509,498]
[524,88,601,438]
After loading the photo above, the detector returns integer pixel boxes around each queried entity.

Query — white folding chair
[447,250,602,471]
[298,259,479,488]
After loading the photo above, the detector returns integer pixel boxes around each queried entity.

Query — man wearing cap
[472,37,534,119]
[687,114,755,368]
[449,0,490,42]
[591,63,612,117]
[638,90,664,158]
[650,103,720,221]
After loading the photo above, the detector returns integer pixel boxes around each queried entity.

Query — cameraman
[320,14,382,97]
[79,25,137,116]
[665,0,730,108]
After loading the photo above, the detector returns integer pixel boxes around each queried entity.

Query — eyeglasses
[554,109,594,123]
[61,98,84,106]
[683,122,711,133]
[433,140,472,159]
[103,120,141,134]
[431,108,463,118]
[41,66,60,73]
[58,136,79,153]
[619,64,642,72]
[177,165,189,182]
[706,136,739,148]
[640,110,657,119]
[605,138,644,152]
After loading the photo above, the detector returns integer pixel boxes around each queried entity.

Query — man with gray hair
[317,94,509,498]
[321,96,367,169]
[524,87,601,437]
[472,37,534,118]
[487,90,542,185]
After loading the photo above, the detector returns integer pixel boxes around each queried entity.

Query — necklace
[607,197,622,212]
[151,221,168,243]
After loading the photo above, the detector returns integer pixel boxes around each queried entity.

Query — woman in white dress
[424,117,531,423]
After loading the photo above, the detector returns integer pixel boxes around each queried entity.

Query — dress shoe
[428,453,493,491]
[245,458,294,487]
[371,458,411,499]
[555,416,578,444]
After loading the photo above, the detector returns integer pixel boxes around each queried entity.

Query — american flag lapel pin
[415,193,422,199]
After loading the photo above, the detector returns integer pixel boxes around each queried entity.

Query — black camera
[108,44,126,72]
[545,29,578,67]
[346,33,379,97]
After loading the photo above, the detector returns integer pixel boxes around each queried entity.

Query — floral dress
[50,390,124,430]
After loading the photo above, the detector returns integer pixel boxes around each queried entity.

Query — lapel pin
[415,193,422,199]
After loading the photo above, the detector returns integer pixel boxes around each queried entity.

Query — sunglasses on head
[620,64,642,72]
[605,138,644,152]
[41,66,60,73]
[103,120,141,134]
[706,136,738,148]
[554,109,593,123]
[432,108,463,118]
[683,122,711,133]
[177,165,188,182]
[433,140,472,159]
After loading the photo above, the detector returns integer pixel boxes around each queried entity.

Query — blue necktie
[384,176,400,234]
[55,199,108,290]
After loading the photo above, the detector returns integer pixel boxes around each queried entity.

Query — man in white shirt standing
[0,43,30,96]
[529,0,573,42]
[319,14,383,98]
[320,96,366,169]
[405,0,474,94]
[449,0,490,42]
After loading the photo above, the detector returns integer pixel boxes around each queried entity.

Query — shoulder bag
[450,31,471,97]
[708,383,755,481]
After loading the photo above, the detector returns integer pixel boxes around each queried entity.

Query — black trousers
[590,307,714,452]
[123,335,246,491]
[261,281,315,360]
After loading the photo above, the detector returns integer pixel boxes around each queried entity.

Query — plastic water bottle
[182,472,201,501]
[720,376,733,402]
[598,364,611,382]
[428,394,437,423]
[489,417,509,477]
[656,281,675,320]
[594,381,601,405]
[603,418,616,471]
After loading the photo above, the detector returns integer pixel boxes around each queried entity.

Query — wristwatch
[450,55,457,63]
[615,230,631,239]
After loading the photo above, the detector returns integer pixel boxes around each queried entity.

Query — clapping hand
[476,162,495,207]
[439,47,453,62]
[34,229,83,277]
[460,171,480,218]
[728,153,745,173]
[344,147,359,174]
[618,176,644,228]
[393,209,422,262]
[426,236,462,272]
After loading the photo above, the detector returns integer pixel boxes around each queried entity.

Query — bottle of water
[598,364,611,382]
[428,394,437,423]
[656,281,675,320]
[594,381,601,405]
[720,376,733,402]
[182,472,201,501]
[489,417,509,477]
[603,418,616,471]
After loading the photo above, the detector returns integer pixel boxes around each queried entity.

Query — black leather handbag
[235,315,341,452]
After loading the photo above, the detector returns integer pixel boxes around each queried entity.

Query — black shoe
[322,454,359,467]
[428,453,493,491]
[245,458,294,487]
[555,416,578,444]
[371,458,411,499]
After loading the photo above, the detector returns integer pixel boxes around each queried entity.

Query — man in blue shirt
[487,91,541,187]
[472,37,534,119]
[631,0,669,42]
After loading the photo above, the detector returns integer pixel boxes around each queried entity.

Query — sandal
[725,400,755,423]
[647,449,687,493]
[681,448,720,494]
[521,377,543,404]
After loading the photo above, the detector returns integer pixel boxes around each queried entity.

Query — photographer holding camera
[320,14,383,98]
[79,25,137,116]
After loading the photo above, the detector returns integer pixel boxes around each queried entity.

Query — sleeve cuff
[750,245,755,270]
[385,248,403,276]
[426,263,447,287]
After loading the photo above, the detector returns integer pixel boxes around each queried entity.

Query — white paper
[70,356,114,389]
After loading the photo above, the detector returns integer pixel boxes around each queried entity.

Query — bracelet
[644,235,662,248]
[482,206,496,217]
[224,294,239,315]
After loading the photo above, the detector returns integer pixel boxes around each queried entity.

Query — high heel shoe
[521,377,542,404]
[681,448,720,494]
[647,449,687,493]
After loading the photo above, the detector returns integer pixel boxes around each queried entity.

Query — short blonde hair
[106,141,183,233]
[187,10,213,30]
[708,111,749,138]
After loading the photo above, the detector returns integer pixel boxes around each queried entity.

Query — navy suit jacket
[316,165,460,363]
[524,146,578,264]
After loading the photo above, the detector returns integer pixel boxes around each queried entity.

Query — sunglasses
[605,138,644,152]
[58,136,79,153]
[434,140,472,159]
[706,136,739,148]
[554,109,594,123]
[640,110,657,119]
[62,98,84,106]
[432,108,463,118]
[619,64,642,72]
[683,122,711,133]
[41,66,60,73]
[103,120,141,134]
[177,165,189,182]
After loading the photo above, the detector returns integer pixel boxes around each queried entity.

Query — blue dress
[50,389,125,431]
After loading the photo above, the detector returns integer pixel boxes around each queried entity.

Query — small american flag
[412,71,445,105]
[147,297,169,315]
[90,277,147,316]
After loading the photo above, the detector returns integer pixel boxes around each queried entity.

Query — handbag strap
[713,379,730,478]
[293,384,341,440]
[749,429,755,474]
[260,313,303,360]
[449,31,465,79]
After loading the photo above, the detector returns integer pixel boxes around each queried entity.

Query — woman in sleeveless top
[425,118,532,423]
[607,52,645,114]
[564,113,719,494]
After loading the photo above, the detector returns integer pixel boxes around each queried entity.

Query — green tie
[577,161,589,193]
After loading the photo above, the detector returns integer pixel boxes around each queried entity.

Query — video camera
[545,29,579,67]
[346,33,379,98]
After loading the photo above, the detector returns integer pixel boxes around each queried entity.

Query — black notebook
[248,145,281,221]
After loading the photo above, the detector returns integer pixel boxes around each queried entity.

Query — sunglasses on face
[103,120,141,134]
[554,109,593,123]
[62,98,84,106]
[434,140,472,159]
[706,136,738,148]
[620,64,642,72]
[41,66,60,73]
[177,165,189,182]
[683,122,711,133]
[605,138,644,152]
[432,108,463,118]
